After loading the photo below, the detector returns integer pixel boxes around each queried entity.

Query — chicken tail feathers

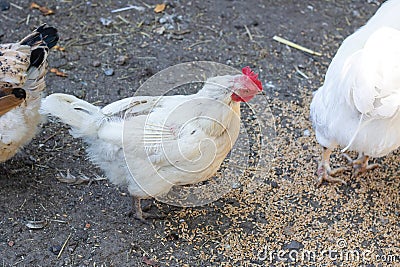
[29,48,47,68]
[19,24,59,49]
[41,93,103,137]
[20,24,59,70]
[18,25,59,93]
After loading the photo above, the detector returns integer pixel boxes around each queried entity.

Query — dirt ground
[0,0,399,266]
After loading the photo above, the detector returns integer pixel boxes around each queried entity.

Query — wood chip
[53,45,66,52]
[154,3,166,13]
[273,35,322,56]
[50,68,68,77]
[30,2,54,16]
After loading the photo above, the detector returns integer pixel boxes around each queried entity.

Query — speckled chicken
[0,24,59,162]
[310,0,400,185]
[41,66,263,220]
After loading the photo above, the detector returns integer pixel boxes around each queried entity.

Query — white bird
[310,0,400,186]
[41,66,263,220]
[0,24,58,162]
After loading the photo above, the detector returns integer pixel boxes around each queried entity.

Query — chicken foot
[129,197,165,222]
[343,153,380,177]
[316,147,348,186]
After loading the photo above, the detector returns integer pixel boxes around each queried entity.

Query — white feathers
[350,27,400,117]
[311,0,400,158]
[40,94,103,138]
[41,75,242,200]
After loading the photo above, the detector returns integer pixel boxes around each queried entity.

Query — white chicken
[310,0,400,186]
[41,66,263,220]
[0,24,59,162]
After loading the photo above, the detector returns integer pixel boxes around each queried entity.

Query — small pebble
[104,68,114,76]
[154,26,165,35]
[92,60,101,67]
[270,180,279,188]
[159,17,168,24]
[159,14,175,24]
[303,129,311,136]
[232,182,241,189]
[265,81,275,88]
[49,245,61,255]
[274,168,283,176]
[165,24,174,30]
[100,17,113,26]
[309,199,321,208]
[352,10,361,18]
[115,55,128,65]
[0,0,10,11]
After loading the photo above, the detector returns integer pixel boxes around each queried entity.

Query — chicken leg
[129,197,147,221]
[129,197,164,222]
[316,147,348,186]
[343,153,380,177]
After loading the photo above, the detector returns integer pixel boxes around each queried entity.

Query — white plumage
[310,0,400,185]
[41,67,262,220]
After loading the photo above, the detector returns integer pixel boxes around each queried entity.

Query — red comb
[242,66,263,91]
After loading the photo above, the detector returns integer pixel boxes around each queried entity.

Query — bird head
[200,66,263,103]
[231,66,263,102]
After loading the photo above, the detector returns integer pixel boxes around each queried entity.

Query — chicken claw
[316,163,348,186]
[343,153,380,177]
[129,197,165,223]
[316,147,348,186]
